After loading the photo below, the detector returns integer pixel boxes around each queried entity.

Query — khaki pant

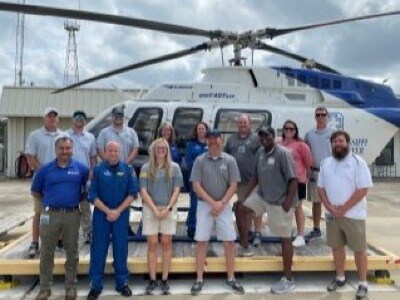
[39,209,80,290]
[79,199,92,235]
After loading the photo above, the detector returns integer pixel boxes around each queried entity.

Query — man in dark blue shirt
[87,141,139,300]
[31,136,89,300]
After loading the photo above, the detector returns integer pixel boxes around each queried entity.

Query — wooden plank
[0,214,32,237]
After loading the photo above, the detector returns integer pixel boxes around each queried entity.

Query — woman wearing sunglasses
[279,120,313,247]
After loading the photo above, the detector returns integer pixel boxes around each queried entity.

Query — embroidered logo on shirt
[117,172,125,176]
[67,171,80,175]
[104,170,112,176]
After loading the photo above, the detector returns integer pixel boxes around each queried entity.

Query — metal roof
[0,86,147,118]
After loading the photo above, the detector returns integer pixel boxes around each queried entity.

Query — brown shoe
[65,288,77,300]
[35,289,51,300]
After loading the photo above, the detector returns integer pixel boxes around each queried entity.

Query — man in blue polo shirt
[31,136,89,300]
[87,141,139,300]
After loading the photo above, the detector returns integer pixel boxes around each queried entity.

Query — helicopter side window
[321,78,331,89]
[88,112,112,138]
[172,107,203,149]
[214,109,271,145]
[333,80,342,89]
[310,76,319,88]
[128,107,163,154]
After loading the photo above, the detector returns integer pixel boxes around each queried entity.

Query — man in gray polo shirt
[304,106,335,240]
[97,105,139,165]
[225,114,262,256]
[190,129,244,296]
[25,107,63,257]
[242,126,298,294]
[67,110,97,244]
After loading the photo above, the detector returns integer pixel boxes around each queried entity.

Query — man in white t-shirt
[317,130,372,300]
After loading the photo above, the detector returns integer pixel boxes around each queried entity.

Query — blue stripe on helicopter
[273,67,400,127]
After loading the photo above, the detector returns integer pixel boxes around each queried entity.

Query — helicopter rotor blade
[0,2,220,38]
[255,42,340,74]
[262,10,400,39]
[53,43,211,94]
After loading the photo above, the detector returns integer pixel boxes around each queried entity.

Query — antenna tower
[14,0,25,86]
[63,1,80,86]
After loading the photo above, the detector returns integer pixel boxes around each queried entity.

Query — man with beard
[317,130,372,300]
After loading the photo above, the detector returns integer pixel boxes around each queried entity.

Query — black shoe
[83,233,91,245]
[87,289,101,300]
[356,285,368,299]
[28,242,39,258]
[57,239,64,250]
[190,280,204,296]
[145,280,158,295]
[327,278,346,292]
[116,285,132,297]
[160,280,170,295]
[305,228,321,241]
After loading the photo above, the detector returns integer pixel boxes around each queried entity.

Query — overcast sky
[0,0,400,95]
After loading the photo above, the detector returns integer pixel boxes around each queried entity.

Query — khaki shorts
[326,216,366,251]
[307,180,321,203]
[243,192,294,238]
[142,204,178,236]
[33,197,44,214]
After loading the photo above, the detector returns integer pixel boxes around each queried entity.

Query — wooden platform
[0,216,399,276]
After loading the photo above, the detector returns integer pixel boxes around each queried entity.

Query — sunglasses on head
[315,113,327,117]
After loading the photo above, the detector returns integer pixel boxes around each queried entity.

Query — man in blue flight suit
[87,141,139,300]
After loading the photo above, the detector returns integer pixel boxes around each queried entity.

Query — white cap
[43,107,58,117]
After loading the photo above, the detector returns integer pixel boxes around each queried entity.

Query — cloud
[0,0,399,95]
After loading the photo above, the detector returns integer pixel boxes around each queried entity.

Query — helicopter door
[172,107,204,148]
[214,108,272,145]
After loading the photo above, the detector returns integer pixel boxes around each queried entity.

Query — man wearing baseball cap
[189,128,244,295]
[67,110,97,244]
[97,105,139,165]
[25,107,63,258]
[240,126,298,294]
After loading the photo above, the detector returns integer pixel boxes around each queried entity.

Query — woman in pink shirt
[280,120,313,247]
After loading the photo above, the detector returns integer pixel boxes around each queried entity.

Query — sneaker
[271,277,296,294]
[238,246,253,257]
[327,278,346,291]
[65,288,77,300]
[145,280,158,295]
[226,279,245,294]
[35,289,51,300]
[292,236,306,248]
[356,285,368,299]
[116,285,132,297]
[160,280,170,295]
[190,280,204,296]
[28,242,39,258]
[87,289,101,300]
[305,228,321,240]
[252,231,262,247]
[83,233,91,244]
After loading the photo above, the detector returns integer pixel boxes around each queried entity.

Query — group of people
[25,105,372,300]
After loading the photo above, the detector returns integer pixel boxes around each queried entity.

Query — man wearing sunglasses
[304,107,335,241]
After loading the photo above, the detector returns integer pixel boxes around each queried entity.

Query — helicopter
[1,1,400,169]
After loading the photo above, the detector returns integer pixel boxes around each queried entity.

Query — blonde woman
[139,138,183,295]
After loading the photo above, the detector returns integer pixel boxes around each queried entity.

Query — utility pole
[14,0,25,86]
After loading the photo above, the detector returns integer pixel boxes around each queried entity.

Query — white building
[0,86,146,177]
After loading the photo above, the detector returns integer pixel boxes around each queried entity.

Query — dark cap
[111,105,125,116]
[72,110,87,120]
[258,126,275,137]
[205,129,221,138]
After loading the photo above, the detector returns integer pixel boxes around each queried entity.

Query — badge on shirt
[221,164,228,170]
[238,145,245,154]
[267,158,275,165]
[104,170,112,176]
[117,172,124,176]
